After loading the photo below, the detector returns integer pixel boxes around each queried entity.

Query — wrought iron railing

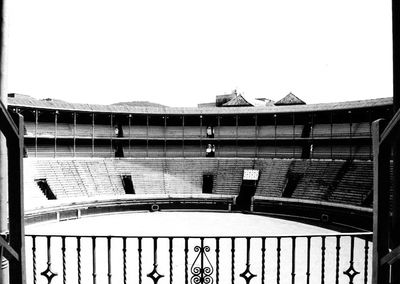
[26,232,372,284]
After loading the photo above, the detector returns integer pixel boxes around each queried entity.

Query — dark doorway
[121,175,135,194]
[35,178,57,199]
[202,174,213,193]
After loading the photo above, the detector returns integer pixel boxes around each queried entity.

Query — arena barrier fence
[26,232,372,284]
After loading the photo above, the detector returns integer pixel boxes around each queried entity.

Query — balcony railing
[26,232,372,284]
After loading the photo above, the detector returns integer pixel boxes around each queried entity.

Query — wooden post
[372,119,390,283]
[7,113,26,284]
[391,0,400,280]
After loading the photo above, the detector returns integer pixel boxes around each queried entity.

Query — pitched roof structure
[222,94,253,107]
[274,93,306,106]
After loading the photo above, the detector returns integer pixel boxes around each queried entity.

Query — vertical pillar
[35,109,38,157]
[349,110,353,159]
[217,115,220,157]
[182,116,185,157]
[92,113,95,157]
[7,113,26,284]
[372,119,390,283]
[254,114,258,158]
[330,112,333,160]
[164,116,167,157]
[128,114,131,157]
[146,115,149,157]
[54,110,58,158]
[292,113,295,158]
[391,1,400,281]
[73,112,76,157]
[110,114,113,157]
[235,115,238,157]
[273,114,277,158]
[199,115,203,157]
[0,0,9,279]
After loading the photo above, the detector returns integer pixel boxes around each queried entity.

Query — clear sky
[5,0,393,107]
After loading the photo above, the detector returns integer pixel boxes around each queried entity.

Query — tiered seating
[27,159,125,199]
[213,159,254,195]
[328,161,373,206]
[164,159,210,194]
[23,160,47,206]
[291,160,344,200]
[24,158,376,208]
[254,159,292,197]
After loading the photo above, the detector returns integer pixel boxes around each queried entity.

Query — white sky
[5,0,393,107]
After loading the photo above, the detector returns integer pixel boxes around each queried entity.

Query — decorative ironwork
[277,237,281,284]
[261,237,266,284]
[343,236,360,284]
[291,237,296,283]
[123,237,127,284]
[26,233,373,284]
[364,239,369,284]
[335,236,341,284]
[61,236,66,284]
[147,238,164,284]
[240,238,256,284]
[92,237,97,284]
[306,236,311,284]
[32,236,37,284]
[138,237,143,284]
[321,236,326,284]
[231,238,236,284]
[185,237,189,284]
[41,236,58,284]
[190,238,214,284]
[77,236,81,284]
[240,264,256,284]
[215,238,220,284]
[169,237,173,284]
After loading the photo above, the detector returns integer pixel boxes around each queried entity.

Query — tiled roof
[275,93,306,106]
[7,93,392,115]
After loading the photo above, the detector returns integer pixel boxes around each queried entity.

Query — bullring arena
[0,92,394,283]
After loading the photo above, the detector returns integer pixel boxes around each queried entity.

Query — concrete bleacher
[328,161,373,206]
[24,158,376,210]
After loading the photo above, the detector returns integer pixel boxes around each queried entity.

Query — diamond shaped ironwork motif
[147,264,164,284]
[41,265,58,284]
[240,264,256,284]
[343,264,360,283]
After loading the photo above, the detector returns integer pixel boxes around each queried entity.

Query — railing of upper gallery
[26,232,372,284]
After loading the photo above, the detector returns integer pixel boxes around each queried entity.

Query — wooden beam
[381,245,400,266]
[372,119,391,284]
[0,237,19,262]
[380,107,400,144]
[0,101,19,142]
[7,113,26,284]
